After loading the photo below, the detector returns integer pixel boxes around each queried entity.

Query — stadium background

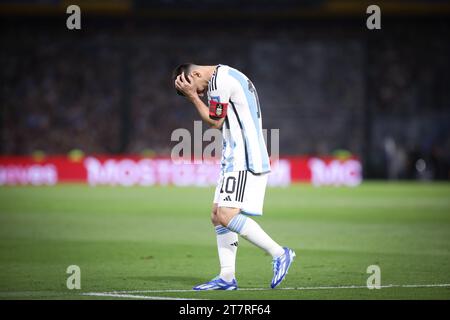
[0,0,449,300]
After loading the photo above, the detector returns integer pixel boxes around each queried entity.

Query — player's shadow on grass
[128,275,205,286]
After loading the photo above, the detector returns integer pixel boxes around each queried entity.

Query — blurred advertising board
[0,156,362,187]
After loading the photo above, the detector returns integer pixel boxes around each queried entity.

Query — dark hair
[172,63,194,96]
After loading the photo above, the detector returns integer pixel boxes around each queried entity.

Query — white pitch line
[81,292,205,300]
[107,283,450,294]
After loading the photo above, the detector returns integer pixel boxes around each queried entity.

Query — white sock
[227,214,284,259]
[215,225,238,282]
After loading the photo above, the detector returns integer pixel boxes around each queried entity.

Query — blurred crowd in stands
[1,20,449,179]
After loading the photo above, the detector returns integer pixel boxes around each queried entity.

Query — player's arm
[175,73,226,129]
[189,94,225,129]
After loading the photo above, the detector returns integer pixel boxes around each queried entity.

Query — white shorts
[213,170,268,216]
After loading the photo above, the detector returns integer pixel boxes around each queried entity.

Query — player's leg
[192,175,238,291]
[216,171,284,259]
[216,206,284,259]
[216,171,296,288]
[211,203,239,283]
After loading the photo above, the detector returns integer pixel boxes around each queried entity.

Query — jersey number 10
[247,79,261,119]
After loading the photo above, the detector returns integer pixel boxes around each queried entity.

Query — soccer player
[173,64,295,290]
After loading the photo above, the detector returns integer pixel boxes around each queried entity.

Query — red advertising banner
[0,155,362,187]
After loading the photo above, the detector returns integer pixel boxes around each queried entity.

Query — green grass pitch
[0,182,449,300]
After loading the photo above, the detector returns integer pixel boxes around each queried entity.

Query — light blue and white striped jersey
[207,65,271,174]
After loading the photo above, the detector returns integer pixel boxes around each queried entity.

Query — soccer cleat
[271,247,296,289]
[193,276,238,291]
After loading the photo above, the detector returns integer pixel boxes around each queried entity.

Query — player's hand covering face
[175,73,201,99]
